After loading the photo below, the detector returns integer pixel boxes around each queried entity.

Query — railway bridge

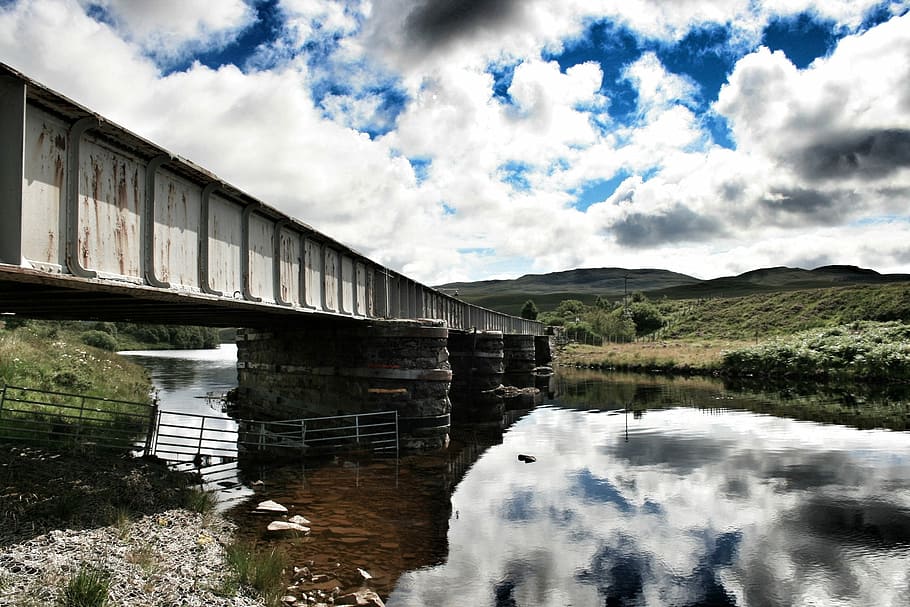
[0,63,547,450]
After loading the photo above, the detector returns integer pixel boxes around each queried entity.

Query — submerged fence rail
[149,409,399,461]
[0,383,399,459]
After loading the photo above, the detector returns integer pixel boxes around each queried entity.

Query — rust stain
[81,226,91,268]
[116,162,128,211]
[54,134,66,150]
[53,156,64,191]
[46,231,55,264]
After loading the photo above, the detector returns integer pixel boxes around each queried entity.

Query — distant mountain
[436,265,910,315]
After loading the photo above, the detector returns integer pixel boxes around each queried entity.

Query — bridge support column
[448,331,504,424]
[503,334,537,388]
[235,319,451,451]
[535,335,553,366]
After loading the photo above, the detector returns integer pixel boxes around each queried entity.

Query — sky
[1,0,909,284]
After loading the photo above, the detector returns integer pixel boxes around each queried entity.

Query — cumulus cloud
[1,0,908,283]
[80,0,255,62]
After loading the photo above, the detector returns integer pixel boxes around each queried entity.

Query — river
[123,348,910,606]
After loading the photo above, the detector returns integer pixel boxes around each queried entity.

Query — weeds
[224,541,288,606]
[60,564,110,607]
[183,488,218,515]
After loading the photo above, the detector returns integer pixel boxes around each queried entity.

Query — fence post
[75,395,87,442]
[143,399,159,457]
[355,415,360,445]
[300,419,306,455]
[196,416,206,458]
[394,412,399,458]
[0,384,6,417]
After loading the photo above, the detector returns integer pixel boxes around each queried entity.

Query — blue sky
[2,0,909,283]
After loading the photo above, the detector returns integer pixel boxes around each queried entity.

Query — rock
[268,521,310,533]
[282,596,298,604]
[289,514,311,525]
[335,589,385,607]
[356,567,372,581]
[518,454,536,463]
[255,499,288,513]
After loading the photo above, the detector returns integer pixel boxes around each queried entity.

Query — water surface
[123,349,910,605]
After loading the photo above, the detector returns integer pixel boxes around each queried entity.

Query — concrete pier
[235,318,451,450]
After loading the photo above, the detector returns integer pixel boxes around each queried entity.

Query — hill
[437,265,910,315]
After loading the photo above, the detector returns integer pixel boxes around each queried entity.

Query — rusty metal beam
[241,202,261,302]
[198,182,222,296]
[65,116,100,279]
[143,154,171,288]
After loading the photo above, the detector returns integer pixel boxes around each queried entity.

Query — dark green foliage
[520,299,539,320]
[628,300,664,336]
[721,321,910,380]
[80,330,119,351]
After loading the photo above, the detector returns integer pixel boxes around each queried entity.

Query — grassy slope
[446,265,910,314]
[0,323,152,403]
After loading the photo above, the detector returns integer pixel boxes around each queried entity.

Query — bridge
[0,63,548,450]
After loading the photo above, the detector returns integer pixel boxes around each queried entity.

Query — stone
[356,567,372,581]
[268,521,311,533]
[255,500,288,513]
[289,515,311,525]
[518,454,536,463]
[282,596,298,604]
[335,589,385,607]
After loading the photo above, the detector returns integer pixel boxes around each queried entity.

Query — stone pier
[448,330,505,424]
[235,318,451,451]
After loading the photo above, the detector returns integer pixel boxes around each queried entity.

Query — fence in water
[0,384,399,459]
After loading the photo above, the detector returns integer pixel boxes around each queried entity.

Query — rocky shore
[0,445,388,606]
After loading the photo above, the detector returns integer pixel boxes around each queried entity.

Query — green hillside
[439,265,910,314]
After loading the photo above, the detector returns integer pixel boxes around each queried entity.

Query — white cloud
[80,0,255,62]
[1,0,908,284]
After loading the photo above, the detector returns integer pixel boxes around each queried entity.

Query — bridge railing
[0,62,543,336]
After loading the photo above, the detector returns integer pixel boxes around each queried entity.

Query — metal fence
[149,409,399,461]
[0,384,155,453]
[0,384,399,460]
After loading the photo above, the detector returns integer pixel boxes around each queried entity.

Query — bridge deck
[0,63,541,335]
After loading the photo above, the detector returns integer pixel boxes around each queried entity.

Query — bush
[721,321,910,380]
[80,330,119,352]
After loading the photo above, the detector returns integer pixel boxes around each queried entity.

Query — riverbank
[555,339,741,374]
[555,321,910,382]
[0,445,267,606]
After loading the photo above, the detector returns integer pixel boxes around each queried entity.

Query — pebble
[268,521,311,533]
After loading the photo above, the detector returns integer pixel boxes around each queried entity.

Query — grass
[223,541,288,606]
[558,340,750,373]
[59,564,111,607]
[183,488,219,515]
[0,323,152,403]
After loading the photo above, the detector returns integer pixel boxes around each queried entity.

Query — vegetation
[546,282,910,382]
[60,565,111,607]
[721,322,910,381]
[0,321,151,402]
[223,541,288,606]
[183,488,219,516]
[520,299,538,320]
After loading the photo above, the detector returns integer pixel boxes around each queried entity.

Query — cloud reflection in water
[388,406,910,606]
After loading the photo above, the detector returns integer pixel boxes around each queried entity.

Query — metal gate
[148,409,399,461]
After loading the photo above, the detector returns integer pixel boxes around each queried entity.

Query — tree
[520,299,539,320]
[629,300,664,336]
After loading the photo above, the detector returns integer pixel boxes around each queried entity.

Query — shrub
[80,330,119,352]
